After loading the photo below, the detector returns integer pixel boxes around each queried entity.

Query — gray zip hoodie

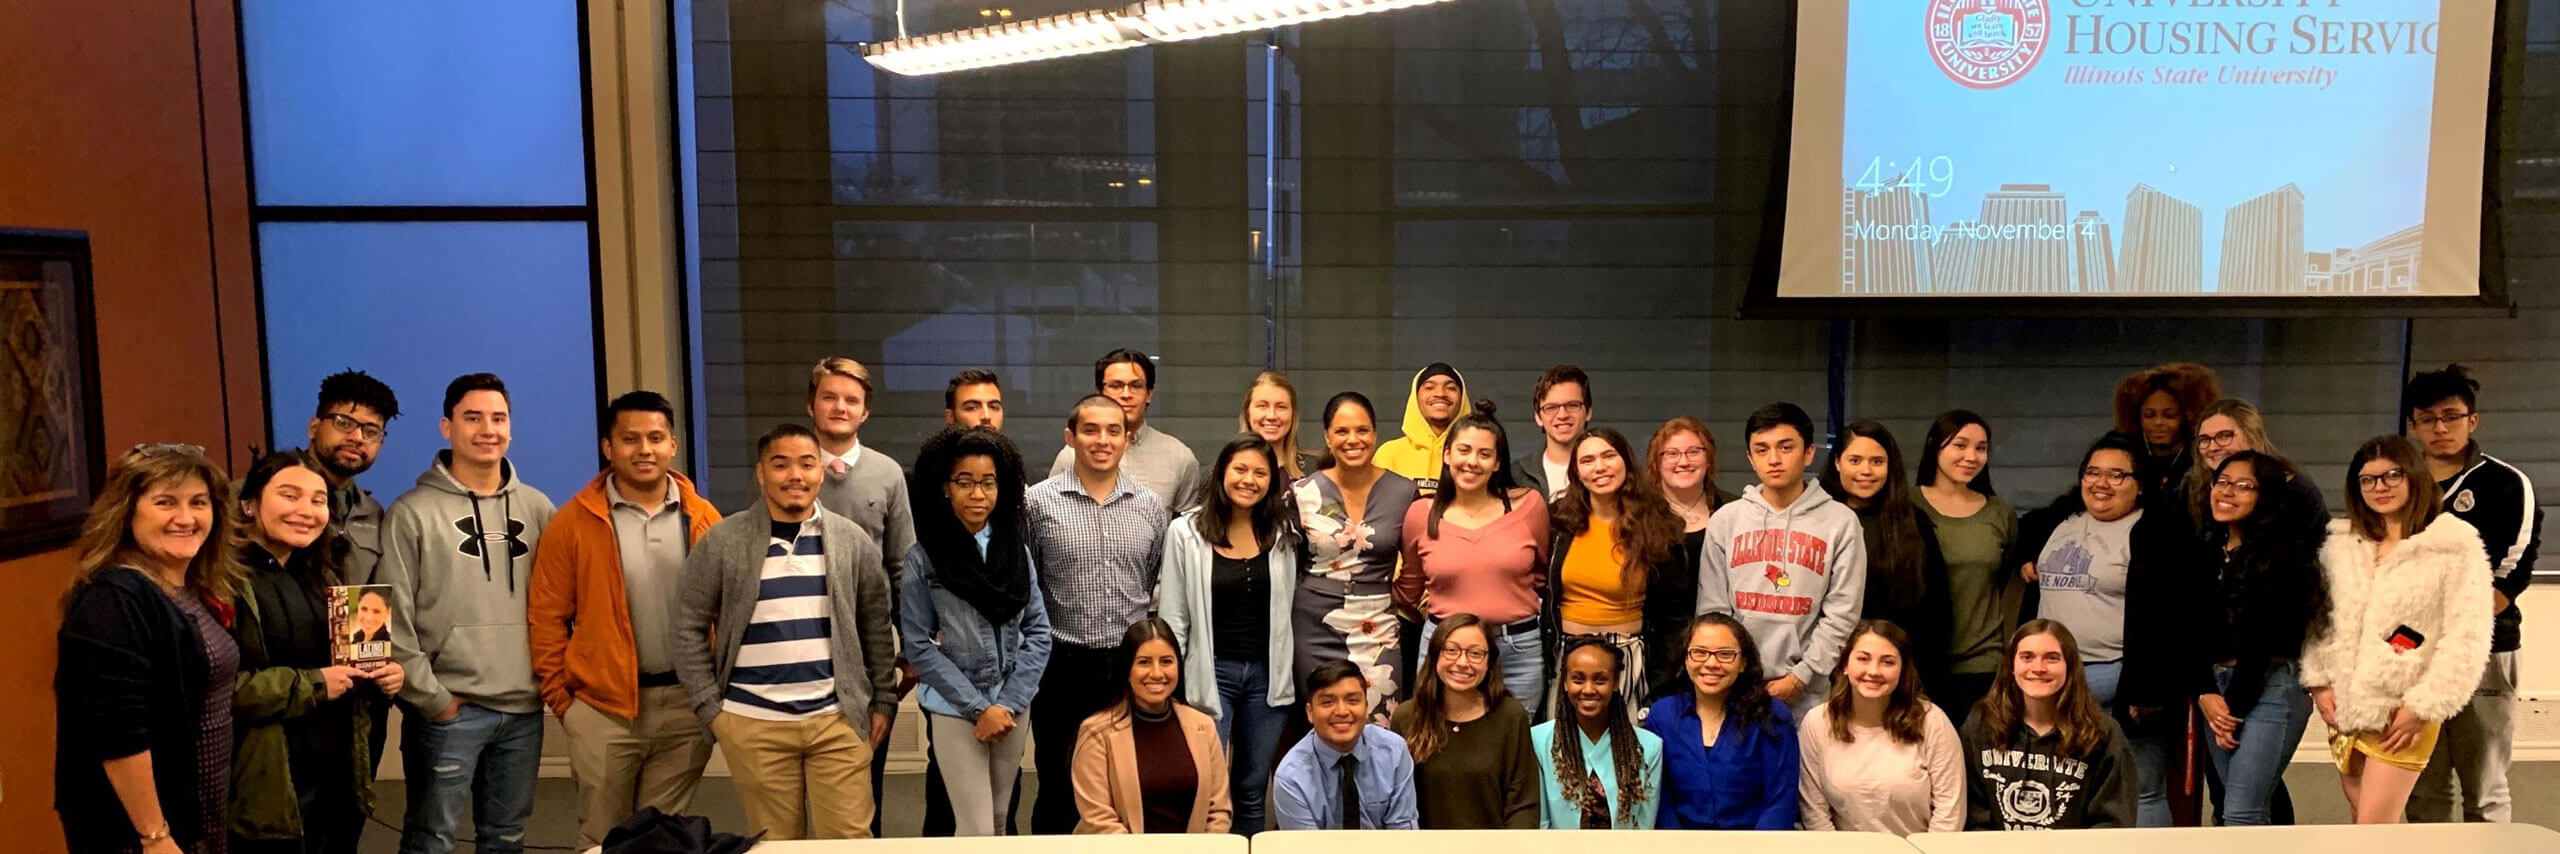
[1695,482,1867,687]
[376,451,557,715]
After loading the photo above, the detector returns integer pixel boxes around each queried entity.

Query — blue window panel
[243,0,587,206]
[260,222,599,502]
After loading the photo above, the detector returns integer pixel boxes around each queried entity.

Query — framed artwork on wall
[0,228,104,558]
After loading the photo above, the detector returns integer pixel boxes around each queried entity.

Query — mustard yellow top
[1560,518,1645,626]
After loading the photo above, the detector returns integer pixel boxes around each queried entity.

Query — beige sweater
[1796,703,1966,835]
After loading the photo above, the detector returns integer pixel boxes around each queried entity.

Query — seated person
[1272,660,1420,829]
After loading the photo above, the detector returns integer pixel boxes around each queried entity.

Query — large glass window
[684,0,2560,530]
[244,1,600,503]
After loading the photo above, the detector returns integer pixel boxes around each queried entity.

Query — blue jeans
[1214,657,1290,834]
[2082,659,2173,827]
[1422,618,1545,719]
[400,704,544,854]
[2206,661,2312,826]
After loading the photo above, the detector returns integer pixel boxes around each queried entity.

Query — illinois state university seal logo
[1927,0,2049,90]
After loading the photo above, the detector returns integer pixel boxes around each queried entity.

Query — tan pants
[563,684,716,846]
[710,709,876,839]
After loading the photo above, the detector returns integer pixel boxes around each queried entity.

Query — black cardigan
[55,567,210,851]
[1540,524,1696,712]
[2005,497,2211,726]
[1856,509,1957,690]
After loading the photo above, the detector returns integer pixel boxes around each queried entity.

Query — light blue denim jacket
[898,539,1053,720]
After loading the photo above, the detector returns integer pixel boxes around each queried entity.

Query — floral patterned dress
[1291,469,1418,717]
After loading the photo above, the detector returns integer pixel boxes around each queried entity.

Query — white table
[1256,829,1916,854]
[741,837,1247,854]
[1907,822,2560,854]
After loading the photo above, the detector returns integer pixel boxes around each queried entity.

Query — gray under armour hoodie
[375,451,557,715]
[1694,482,1868,686]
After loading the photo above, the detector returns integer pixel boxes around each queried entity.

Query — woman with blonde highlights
[56,444,250,853]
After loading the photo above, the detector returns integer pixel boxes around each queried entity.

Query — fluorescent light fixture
[859,10,1140,76]
[1122,0,1455,42]
[862,0,1465,75]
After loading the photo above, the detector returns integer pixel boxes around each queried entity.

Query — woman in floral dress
[1292,391,1420,718]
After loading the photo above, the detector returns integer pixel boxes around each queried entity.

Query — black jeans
[1029,642,1118,834]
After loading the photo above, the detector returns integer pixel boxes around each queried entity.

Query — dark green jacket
[229,549,375,841]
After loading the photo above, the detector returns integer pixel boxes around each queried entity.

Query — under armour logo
[453,516,531,560]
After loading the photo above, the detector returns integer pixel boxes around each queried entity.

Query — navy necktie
[1338,752,1362,829]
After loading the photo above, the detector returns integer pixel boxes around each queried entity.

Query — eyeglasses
[2210,476,2259,493]
[2196,429,2242,449]
[1442,646,1490,664]
[2080,467,2133,487]
[322,412,386,442]
[1658,447,1707,462]
[2357,469,2409,491]
[1535,401,1589,417]
[947,476,1001,494]
[1101,381,1147,394]
[2412,410,2474,430]
[1685,647,1742,664]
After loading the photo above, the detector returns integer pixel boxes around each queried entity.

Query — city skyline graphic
[1838,179,2425,296]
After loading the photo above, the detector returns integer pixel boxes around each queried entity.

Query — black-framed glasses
[2412,410,2474,430]
[1684,647,1742,664]
[2357,469,2409,491]
[2080,467,2133,487]
[947,476,1000,494]
[1442,646,1491,664]
[322,412,386,442]
[2196,429,2242,449]
[1535,400,1589,417]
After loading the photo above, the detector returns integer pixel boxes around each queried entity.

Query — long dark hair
[1977,620,2112,757]
[233,448,350,592]
[1109,617,1187,718]
[1550,636,1654,825]
[2205,451,2332,649]
[1819,420,1926,618]
[910,427,1028,546]
[1551,427,1683,578]
[1191,434,1297,550]
[1822,620,1931,745]
[1915,409,1996,495]
[1314,391,1376,472]
[1398,612,1508,763]
[1427,399,1522,538]
[1686,612,1783,737]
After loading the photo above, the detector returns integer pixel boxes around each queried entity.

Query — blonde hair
[68,445,247,610]
[1237,371,1305,480]
[809,357,874,401]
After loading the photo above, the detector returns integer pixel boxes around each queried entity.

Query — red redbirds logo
[1927,0,2050,90]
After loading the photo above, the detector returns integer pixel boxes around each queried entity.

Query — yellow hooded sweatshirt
[1372,363,1472,494]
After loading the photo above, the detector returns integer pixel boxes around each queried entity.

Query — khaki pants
[562,685,715,846]
[2407,650,2518,823]
[710,710,876,839]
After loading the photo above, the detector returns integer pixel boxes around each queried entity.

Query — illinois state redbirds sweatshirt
[1695,482,1867,686]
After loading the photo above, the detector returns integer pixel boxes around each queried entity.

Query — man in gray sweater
[376,373,557,854]
[805,357,915,833]
[675,423,898,839]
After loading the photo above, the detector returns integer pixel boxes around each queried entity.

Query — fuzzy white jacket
[2300,516,2492,734]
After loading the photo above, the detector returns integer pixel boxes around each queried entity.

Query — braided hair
[1550,636,1654,825]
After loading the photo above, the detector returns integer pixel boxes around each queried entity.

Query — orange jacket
[528,471,722,719]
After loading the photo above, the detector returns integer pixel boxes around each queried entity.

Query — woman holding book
[228,450,403,854]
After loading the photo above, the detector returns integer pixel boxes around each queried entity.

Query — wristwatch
[139,822,173,843]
